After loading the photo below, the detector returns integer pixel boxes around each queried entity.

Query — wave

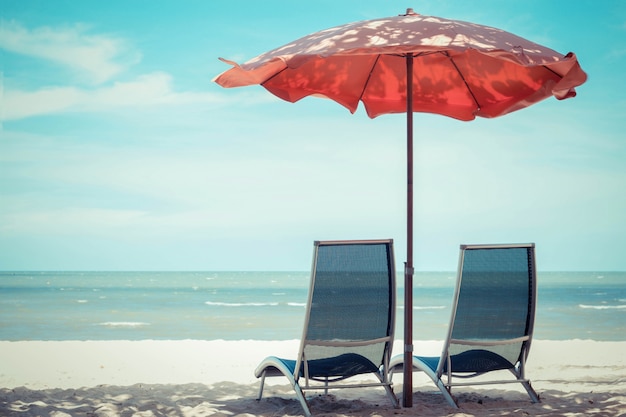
[98,322,150,327]
[205,301,305,308]
[579,304,626,310]
[205,301,279,307]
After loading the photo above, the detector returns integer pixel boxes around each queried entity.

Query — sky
[1,1,625,271]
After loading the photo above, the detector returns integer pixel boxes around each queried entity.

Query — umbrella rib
[357,55,382,104]
[444,52,482,112]
[541,64,564,79]
[260,66,288,86]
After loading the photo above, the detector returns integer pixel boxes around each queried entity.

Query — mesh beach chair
[391,243,540,407]
[255,239,400,417]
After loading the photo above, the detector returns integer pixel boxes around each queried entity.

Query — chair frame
[256,239,400,416]
[392,243,540,407]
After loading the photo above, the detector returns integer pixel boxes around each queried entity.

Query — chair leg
[510,364,540,403]
[377,369,399,408]
[293,382,312,417]
[436,379,458,408]
[383,383,400,408]
[257,371,266,400]
[522,381,540,403]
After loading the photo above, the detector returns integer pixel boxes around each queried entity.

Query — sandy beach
[1,339,625,416]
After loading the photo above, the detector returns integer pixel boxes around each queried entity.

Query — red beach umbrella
[214,8,587,406]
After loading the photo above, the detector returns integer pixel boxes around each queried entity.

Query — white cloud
[0,19,138,84]
[0,20,278,122]
[2,72,229,121]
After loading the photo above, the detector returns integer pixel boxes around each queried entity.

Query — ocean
[1,271,624,341]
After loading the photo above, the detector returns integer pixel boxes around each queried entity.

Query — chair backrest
[440,243,536,375]
[295,239,396,381]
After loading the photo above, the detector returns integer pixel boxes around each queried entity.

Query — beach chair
[255,239,400,417]
[391,243,540,407]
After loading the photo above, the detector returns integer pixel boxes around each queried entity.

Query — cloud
[0,20,278,122]
[0,19,139,84]
[2,72,231,121]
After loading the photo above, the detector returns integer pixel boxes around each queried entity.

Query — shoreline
[1,339,625,416]
[1,339,624,389]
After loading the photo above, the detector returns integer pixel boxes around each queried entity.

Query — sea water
[0,271,624,341]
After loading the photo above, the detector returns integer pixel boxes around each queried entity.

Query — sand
[1,339,625,416]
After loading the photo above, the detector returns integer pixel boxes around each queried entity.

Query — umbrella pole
[402,53,414,408]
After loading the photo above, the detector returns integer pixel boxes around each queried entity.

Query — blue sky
[1,1,625,271]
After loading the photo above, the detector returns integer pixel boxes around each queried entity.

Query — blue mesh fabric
[306,243,393,342]
[281,353,380,378]
[451,247,532,341]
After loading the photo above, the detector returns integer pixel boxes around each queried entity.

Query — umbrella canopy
[214,9,586,407]
[215,9,585,120]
